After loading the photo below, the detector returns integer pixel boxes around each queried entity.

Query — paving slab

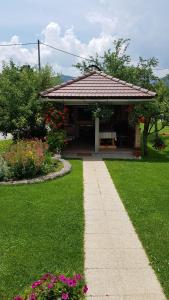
[83,157,165,300]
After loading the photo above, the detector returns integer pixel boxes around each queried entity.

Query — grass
[105,129,169,299]
[0,159,84,299]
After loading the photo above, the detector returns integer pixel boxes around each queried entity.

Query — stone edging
[0,158,71,185]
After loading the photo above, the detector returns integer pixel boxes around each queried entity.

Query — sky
[0,0,169,77]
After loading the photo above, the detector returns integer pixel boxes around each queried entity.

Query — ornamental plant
[14,273,88,300]
[47,130,66,153]
[44,107,68,130]
[0,155,11,180]
[2,140,56,180]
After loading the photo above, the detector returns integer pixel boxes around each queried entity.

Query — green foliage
[0,139,12,154]
[0,61,61,140]
[153,136,166,150]
[41,152,58,174]
[75,38,158,87]
[47,130,66,153]
[0,156,11,181]
[2,140,57,180]
[89,103,114,120]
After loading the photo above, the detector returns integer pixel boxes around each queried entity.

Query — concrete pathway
[83,157,165,300]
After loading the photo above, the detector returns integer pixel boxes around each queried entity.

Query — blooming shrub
[44,107,68,130]
[14,273,88,300]
[2,140,57,180]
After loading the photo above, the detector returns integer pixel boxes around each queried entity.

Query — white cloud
[0,20,115,76]
[87,12,118,35]
[0,17,167,78]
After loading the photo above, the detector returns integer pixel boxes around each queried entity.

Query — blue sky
[0,0,169,76]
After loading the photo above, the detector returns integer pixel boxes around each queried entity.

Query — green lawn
[105,135,169,299]
[0,158,84,299]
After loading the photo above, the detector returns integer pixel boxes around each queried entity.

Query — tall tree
[0,61,61,140]
[75,39,169,155]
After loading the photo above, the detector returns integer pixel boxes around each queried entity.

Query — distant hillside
[162,75,169,86]
[60,74,74,82]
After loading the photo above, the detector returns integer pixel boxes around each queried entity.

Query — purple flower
[67,279,77,287]
[74,274,82,281]
[83,284,88,294]
[62,293,69,300]
[59,274,67,283]
[47,283,54,289]
[51,275,57,283]
[40,273,51,281]
[31,280,42,289]
[14,296,23,300]
[29,293,36,300]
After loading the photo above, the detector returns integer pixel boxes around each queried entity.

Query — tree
[75,39,169,155]
[0,61,61,140]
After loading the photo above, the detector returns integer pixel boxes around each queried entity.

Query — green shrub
[0,140,12,154]
[41,152,58,174]
[153,136,166,150]
[0,155,11,181]
[2,140,59,180]
[47,130,65,153]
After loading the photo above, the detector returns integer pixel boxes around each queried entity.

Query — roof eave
[40,97,155,105]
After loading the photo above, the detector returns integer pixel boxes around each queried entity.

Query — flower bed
[14,273,88,300]
[0,140,71,184]
[0,158,71,185]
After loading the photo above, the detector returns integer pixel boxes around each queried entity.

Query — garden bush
[1,140,58,180]
[0,155,11,180]
[47,130,66,153]
[153,136,166,150]
[14,272,88,300]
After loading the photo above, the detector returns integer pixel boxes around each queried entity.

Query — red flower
[83,284,88,294]
[139,116,145,123]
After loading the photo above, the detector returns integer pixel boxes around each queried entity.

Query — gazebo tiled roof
[40,71,156,101]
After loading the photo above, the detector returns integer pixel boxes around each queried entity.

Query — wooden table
[99,132,117,149]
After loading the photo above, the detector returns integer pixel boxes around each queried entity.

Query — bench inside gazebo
[41,71,156,158]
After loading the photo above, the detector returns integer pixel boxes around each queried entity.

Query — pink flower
[51,275,57,283]
[83,284,88,294]
[47,283,54,289]
[59,274,67,283]
[74,274,82,281]
[62,293,69,300]
[31,280,42,289]
[29,294,36,300]
[14,297,23,300]
[67,279,77,287]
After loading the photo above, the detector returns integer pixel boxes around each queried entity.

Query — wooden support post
[134,124,141,149]
[95,117,99,152]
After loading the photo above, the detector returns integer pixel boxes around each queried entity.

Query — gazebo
[40,71,156,155]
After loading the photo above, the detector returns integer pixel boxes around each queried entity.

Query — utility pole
[37,39,41,71]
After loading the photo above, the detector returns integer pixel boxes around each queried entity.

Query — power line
[0,42,37,47]
[0,41,169,71]
[41,42,92,62]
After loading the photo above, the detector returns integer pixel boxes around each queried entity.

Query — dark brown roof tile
[40,71,156,100]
